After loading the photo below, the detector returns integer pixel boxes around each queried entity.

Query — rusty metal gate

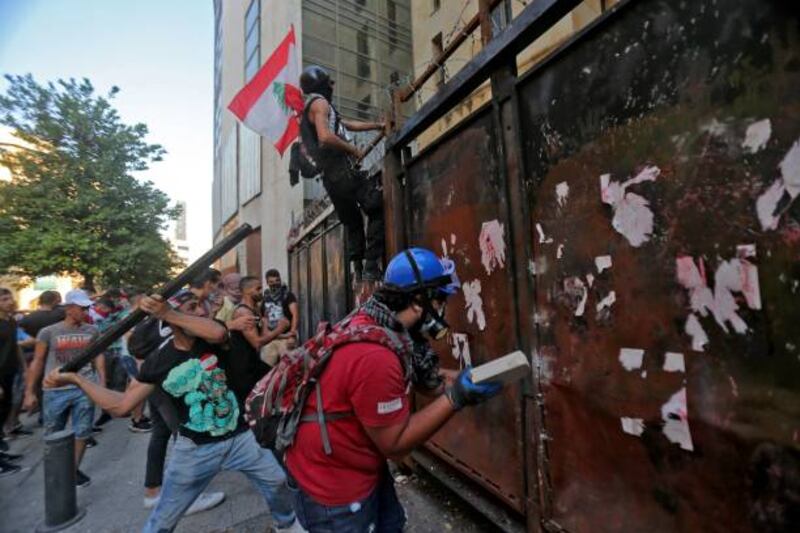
[378,0,800,531]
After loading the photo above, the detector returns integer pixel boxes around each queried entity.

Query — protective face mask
[420,303,449,341]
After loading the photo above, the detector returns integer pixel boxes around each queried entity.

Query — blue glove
[445,366,502,411]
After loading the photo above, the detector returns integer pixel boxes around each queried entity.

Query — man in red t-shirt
[286,248,502,532]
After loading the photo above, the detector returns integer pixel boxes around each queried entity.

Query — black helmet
[300,65,332,96]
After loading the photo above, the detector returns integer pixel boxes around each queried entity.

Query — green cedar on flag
[228,25,303,156]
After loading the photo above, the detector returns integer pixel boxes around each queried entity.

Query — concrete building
[168,200,192,264]
[409,0,618,147]
[211,0,413,278]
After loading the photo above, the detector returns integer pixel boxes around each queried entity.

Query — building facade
[211,0,413,278]
[409,0,618,147]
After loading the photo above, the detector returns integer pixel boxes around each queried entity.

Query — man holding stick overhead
[44,290,303,533]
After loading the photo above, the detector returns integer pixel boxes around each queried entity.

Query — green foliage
[0,74,184,291]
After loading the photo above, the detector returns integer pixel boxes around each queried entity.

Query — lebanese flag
[228,25,304,156]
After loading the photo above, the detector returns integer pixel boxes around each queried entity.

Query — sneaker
[85,436,98,448]
[76,469,91,488]
[143,495,160,509]
[274,518,307,533]
[184,491,225,516]
[0,460,22,478]
[95,412,113,427]
[0,451,22,462]
[129,417,153,433]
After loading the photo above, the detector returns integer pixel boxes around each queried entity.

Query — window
[357,26,370,78]
[387,0,398,52]
[491,0,510,38]
[244,0,260,81]
[432,0,440,13]
[432,32,444,87]
[358,94,372,120]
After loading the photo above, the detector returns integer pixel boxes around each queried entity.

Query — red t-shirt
[285,314,410,506]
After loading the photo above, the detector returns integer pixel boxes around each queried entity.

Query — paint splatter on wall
[619,348,645,371]
[450,333,472,368]
[479,220,506,275]
[556,181,570,207]
[742,118,771,153]
[595,255,613,273]
[536,222,554,244]
[621,417,645,436]
[600,166,661,247]
[463,279,487,331]
[661,387,694,451]
[564,276,588,317]
[676,247,762,349]
[663,352,685,373]
[756,137,800,230]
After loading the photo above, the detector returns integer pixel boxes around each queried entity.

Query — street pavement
[1,413,497,532]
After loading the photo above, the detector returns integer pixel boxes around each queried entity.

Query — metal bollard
[37,430,86,532]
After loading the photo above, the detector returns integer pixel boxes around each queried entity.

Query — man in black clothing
[0,288,25,477]
[299,65,385,281]
[260,270,298,365]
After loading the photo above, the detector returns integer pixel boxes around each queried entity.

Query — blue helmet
[384,248,459,295]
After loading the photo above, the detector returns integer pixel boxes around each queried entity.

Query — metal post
[37,430,85,532]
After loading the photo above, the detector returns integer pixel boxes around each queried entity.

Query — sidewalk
[0,413,497,532]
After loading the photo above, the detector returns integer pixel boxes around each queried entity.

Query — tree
[0,74,184,292]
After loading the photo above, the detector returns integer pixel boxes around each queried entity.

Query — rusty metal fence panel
[288,222,350,341]
[517,0,800,531]
[405,108,528,512]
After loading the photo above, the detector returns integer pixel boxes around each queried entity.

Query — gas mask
[418,298,450,341]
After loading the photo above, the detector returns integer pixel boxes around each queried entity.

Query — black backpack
[288,141,320,186]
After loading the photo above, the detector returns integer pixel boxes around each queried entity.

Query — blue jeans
[290,464,406,533]
[142,430,295,533]
[43,387,95,439]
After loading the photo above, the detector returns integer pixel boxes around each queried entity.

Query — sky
[0,0,214,260]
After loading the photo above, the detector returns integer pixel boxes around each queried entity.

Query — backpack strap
[301,381,355,455]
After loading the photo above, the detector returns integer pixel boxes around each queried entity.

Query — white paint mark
[661,387,694,451]
[756,138,800,230]
[564,277,588,316]
[479,220,507,276]
[619,348,645,371]
[586,274,595,287]
[728,375,739,398]
[736,245,762,310]
[596,291,616,314]
[781,138,800,198]
[600,166,661,247]
[595,255,613,273]
[463,280,487,331]
[556,181,570,207]
[663,352,685,373]
[676,253,762,339]
[742,118,771,153]
[700,117,727,137]
[528,260,537,276]
[557,244,564,259]
[641,370,648,379]
[685,314,709,352]
[536,223,553,244]
[756,179,786,231]
[532,349,554,384]
[621,417,645,437]
[450,333,472,368]
[581,66,592,75]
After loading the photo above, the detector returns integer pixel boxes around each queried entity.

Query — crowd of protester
[1,247,503,533]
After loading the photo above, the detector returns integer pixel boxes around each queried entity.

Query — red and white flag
[228,25,303,156]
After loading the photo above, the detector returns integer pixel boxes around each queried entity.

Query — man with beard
[260,270,298,366]
[229,276,289,401]
[215,272,243,324]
